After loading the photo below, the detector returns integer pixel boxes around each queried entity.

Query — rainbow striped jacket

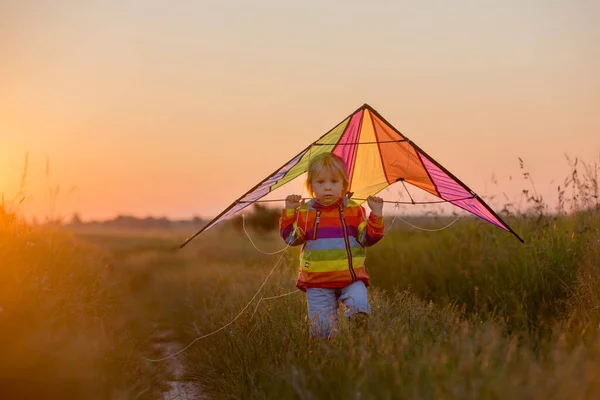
[279,197,385,292]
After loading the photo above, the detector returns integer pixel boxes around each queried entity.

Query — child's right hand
[285,194,304,209]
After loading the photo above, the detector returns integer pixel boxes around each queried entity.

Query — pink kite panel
[333,111,363,179]
[418,152,509,231]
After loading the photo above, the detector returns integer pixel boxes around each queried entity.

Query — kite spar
[180,104,523,248]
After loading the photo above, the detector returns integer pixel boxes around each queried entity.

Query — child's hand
[285,194,304,209]
[367,195,384,216]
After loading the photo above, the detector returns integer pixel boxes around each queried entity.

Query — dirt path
[151,327,206,400]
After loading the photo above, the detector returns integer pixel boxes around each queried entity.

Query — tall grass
[0,205,160,398]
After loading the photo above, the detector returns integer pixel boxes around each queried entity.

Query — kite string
[396,213,460,231]
[384,204,400,235]
[242,214,287,254]
[251,289,301,320]
[142,243,293,363]
[389,200,461,231]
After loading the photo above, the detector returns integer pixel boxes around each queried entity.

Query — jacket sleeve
[279,208,306,246]
[357,206,385,247]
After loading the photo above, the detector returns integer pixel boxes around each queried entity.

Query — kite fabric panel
[180,104,523,248]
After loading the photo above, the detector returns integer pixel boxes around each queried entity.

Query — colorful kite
[181,104,523,247]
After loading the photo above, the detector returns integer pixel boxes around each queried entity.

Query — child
[279,152,384,339]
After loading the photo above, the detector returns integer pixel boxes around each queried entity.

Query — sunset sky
[1,1,599,222]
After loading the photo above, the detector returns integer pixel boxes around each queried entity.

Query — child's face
[311,167,345,206]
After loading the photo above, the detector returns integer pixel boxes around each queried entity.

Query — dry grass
[0,208,164,399]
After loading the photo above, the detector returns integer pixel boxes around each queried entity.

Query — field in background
[1,157,599,399]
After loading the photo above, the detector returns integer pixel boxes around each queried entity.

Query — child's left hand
[367,195,384,216]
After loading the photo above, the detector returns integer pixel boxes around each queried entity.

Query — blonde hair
[306,152,349,197]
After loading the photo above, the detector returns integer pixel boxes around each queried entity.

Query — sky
[1,0,599,222]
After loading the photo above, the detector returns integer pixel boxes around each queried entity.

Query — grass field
[1,159,599,399]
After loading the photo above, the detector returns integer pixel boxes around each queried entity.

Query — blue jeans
[306,280,371,338]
